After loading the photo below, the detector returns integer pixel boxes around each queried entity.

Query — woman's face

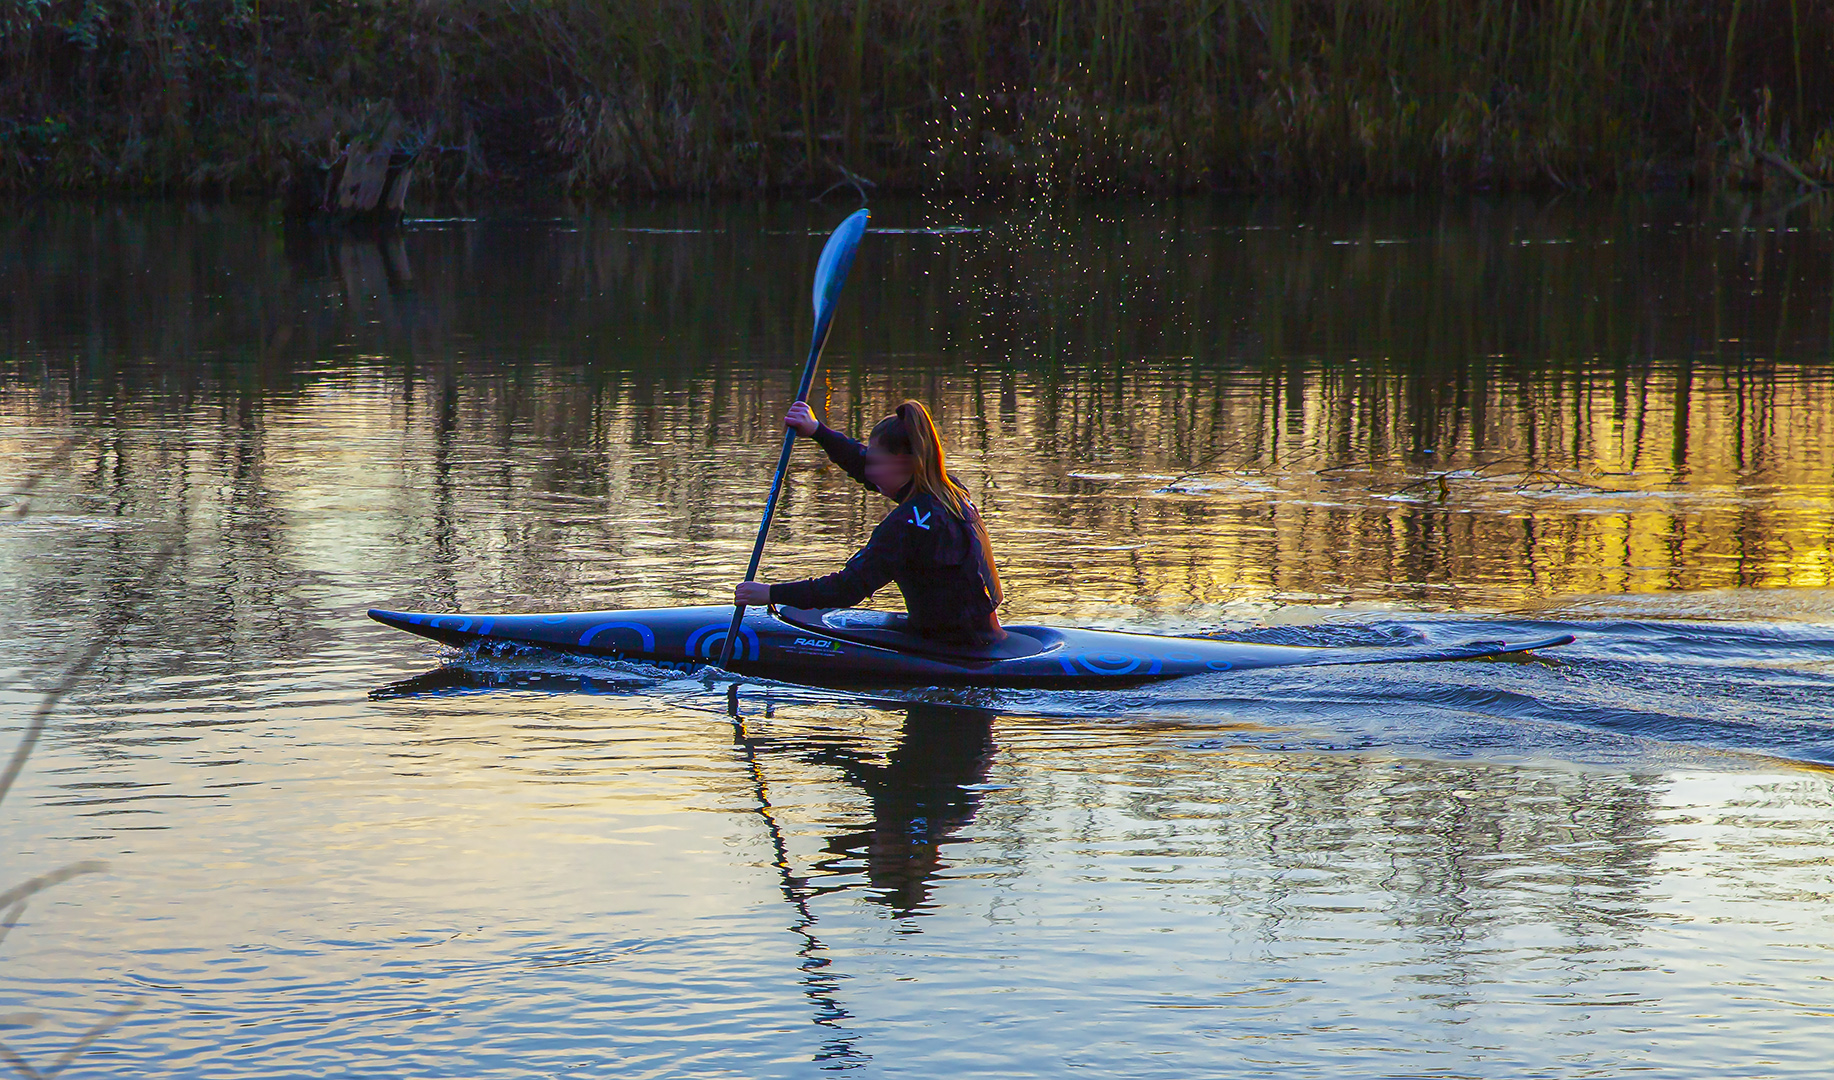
[864,441,914,498]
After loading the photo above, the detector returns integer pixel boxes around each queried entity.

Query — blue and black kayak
[367,604,1575,689]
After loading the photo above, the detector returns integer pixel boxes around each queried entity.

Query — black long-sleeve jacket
[768,423,1000,640]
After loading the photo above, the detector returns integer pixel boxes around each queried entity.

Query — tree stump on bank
[287,107,423,228]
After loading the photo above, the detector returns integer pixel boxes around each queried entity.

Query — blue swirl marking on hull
[686,623,760,663]
[1067,653,1163,676]
[578,621,657,653]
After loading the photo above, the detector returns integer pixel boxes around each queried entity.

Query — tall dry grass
[1,0,1830,196]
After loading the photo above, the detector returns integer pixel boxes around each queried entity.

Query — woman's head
[865,400,939,501]
[866,400,1002,605]
[862,405,917,498]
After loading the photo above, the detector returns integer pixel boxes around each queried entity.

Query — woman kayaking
[732,399,1005,646]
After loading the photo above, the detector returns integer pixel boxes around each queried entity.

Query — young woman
[732,399,1005,645]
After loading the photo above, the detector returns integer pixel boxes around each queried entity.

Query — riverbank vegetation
[2,1,1831,199]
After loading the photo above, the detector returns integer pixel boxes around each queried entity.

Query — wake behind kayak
[367,604,1574,689]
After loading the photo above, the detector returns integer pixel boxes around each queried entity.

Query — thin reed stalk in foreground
[0,442,163,1079]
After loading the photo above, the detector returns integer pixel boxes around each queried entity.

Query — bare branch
[0,901,26,950]
[0,1041,43,1080]
[0,863,106,912]
[39,998,144,1079]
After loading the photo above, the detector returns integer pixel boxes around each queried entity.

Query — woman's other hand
[733,581,771,606]
[785,402,819,436]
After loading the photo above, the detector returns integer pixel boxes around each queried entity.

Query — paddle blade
[812,208,870,321]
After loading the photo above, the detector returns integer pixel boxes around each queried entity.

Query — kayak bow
[367,604,1574,689]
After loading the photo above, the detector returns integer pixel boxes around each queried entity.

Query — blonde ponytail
[870,400,1003,606]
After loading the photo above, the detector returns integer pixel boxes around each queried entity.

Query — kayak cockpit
[774,606,1061,662]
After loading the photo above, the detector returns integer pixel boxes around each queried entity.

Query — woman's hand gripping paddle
[718,208,870,671]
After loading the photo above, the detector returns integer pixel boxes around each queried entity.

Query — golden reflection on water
[4,197,1831,627]
[7,360,1828,628]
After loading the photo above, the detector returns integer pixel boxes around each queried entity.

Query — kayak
[367,604,1575,689]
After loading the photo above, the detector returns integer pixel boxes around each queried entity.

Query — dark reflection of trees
[1118,751,1670,1012]
[1366,764,1667,1011]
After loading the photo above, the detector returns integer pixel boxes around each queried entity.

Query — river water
[3,195,1834,1078]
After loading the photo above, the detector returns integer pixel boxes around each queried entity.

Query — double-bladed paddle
[718,208,870,670]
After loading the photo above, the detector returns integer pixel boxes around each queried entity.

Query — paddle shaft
[719,209,867,670]
[718,309,836,669]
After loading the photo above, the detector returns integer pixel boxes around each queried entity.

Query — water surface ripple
[2,196,1833,1078]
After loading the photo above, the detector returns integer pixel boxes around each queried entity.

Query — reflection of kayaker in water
[798,704,998,916]
[732,399,1005,646]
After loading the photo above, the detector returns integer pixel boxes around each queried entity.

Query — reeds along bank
[2,0,1831,196]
